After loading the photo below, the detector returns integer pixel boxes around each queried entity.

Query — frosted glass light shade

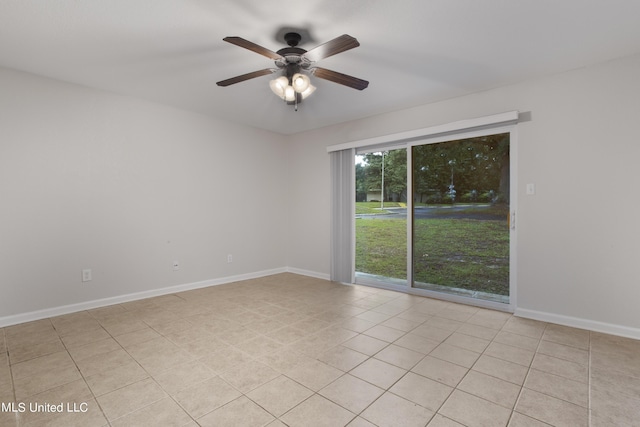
[284,85,296,101]
[269,76,289,98]
[300,84,316,99]
[292,73,310,93]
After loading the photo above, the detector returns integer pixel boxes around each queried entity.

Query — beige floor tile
[152,359,215,395]
[180,335,229,358]
[394,333,440,354]
[97,377,167,422]
[443,332,490,353]
[525,368,588,407]
[536,340,588,365]
[285,359,343,391]
[246,375,313,417]
[75,348,135,377]
[258,347,313,373]
[389,371,453,412]
[148,318,193,335]
[8,339,65,365]
[124,336,180,360]
[457,370,521,409]
[472,354,528,385]
[430,343,480,368]
[410,324,453,343]
[434,308,475,323]
[100,319,148,337]
[439,389,511,427]
[138,350,196,375]
[347,416,377,427]
[6,329,61,352]
[162,325,214,346]
[530,353,588,383]
[339,317,376,333]
[363,325,406,343]
[493,331,540,351]
[110,397,191,427]
[590,364,640,399]
[361,392,434,427]
[342,334,388,356]
[591,348,640,379]
[590,384,640,426]
[265,325,306,344]
[395,310,431,324]
[542,324,589,350]
[292,317,332,334]
[60,328,110,348]
[483,341,535,367]
[216,326,261,346]
[14,365,82,400]
[427,414,466,426]
[507,412,551,426]
[173,376,242,418]
[411,356,468,387]
[374,344,425,370]
[515,388,587,427]
[219,360,279,393]
[355,310,392,324]
[317,345,369,372]
[349,358,406,389]
[11,351,75,379]
[501,317,546,339]
[234,335,283,357]
[200,346,254,373]
[280,394,356,427]
[381,316,423,332]
[456,323,499,341]
[320,373,384,413]
[197,395,274,427]
[67,337,121,362]
[85,360,148,396]
[5,274,640,427]
[425,317,463,333]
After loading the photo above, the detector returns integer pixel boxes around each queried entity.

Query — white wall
[286,53,640,336]
[0,68,289,321]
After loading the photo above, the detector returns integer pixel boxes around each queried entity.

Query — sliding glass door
[412,133,510,303]
[352,128,514,307]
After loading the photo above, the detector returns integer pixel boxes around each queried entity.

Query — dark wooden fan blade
[216,69,276,87]
[312,67,369,90]
[223,37,282,60]
[303,34,360,62]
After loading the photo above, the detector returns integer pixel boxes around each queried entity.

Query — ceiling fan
[216,32,369,109]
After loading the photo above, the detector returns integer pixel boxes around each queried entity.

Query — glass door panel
[355,148,407,286]
[412,134,510,303]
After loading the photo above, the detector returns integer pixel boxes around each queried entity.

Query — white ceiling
[2,0,640,135]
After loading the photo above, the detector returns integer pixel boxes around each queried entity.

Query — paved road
[357,204,506,220]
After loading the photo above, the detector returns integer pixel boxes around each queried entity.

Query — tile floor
[1,273,639,426]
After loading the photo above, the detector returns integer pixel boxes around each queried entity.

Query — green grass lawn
[355,201,403,214]
[356,214,509,295]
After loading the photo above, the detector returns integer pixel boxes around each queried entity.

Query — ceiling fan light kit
[217,31,368,111]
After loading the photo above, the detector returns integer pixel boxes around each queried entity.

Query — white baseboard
[515,308,640,340]
[286,267,330,281]
[0,267,287,328]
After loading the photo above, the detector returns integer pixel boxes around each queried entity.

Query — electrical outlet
[82,269,92,282]
[526,183,536,195]
[227,254,233,263]
[173,260,180,271]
